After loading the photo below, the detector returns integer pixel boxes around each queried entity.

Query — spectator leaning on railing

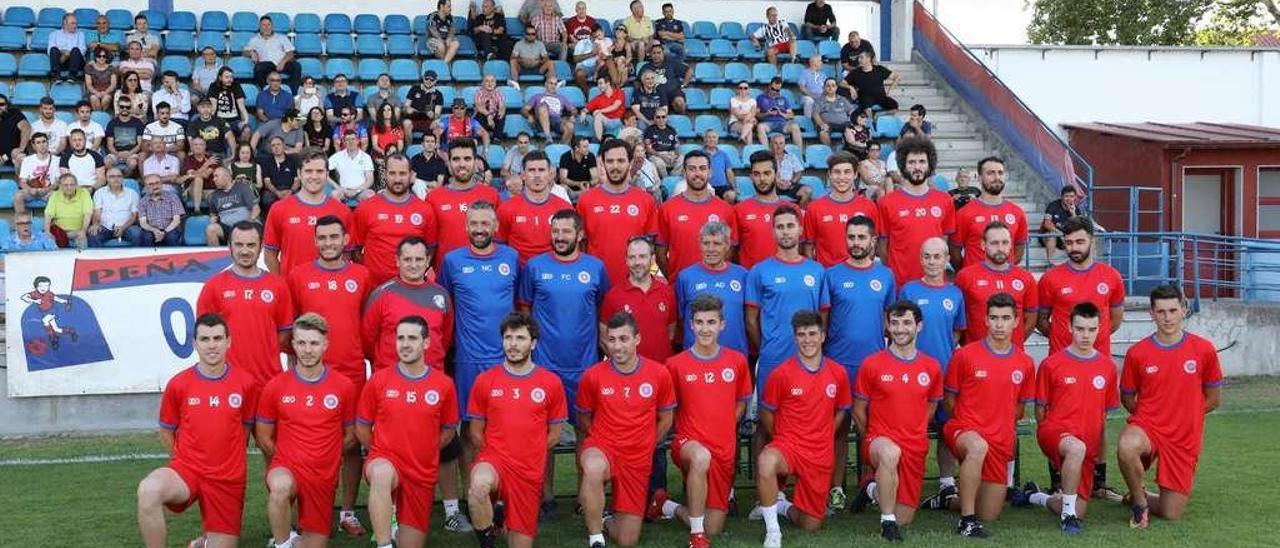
[1040,185,1087,261]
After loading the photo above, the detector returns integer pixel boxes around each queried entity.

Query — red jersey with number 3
[1121,333,1222,455]
[576,359,676,461]
[734,197,789,270]
[257,368,357,481]
[263,195,354,276]
[944,340,1035,448]
[497,192,572,264]
[287,261,372,382]
[352,193,439,285]
[760,357,852,460]
[426,184,502,268]
[666,348,752,458]
[951,199,1028,269]
[466,366,568,482]
[657,193,738,278]
[854,350,942,453]
[878,188,955,285]
[197,270,294,386]
[1037,261,1125,355]
[1035,349,1119,448]
[954,262,1038,345]
[803,195,881,267]
[577,185,659,285]
[357,366,459,482]
[159,365,258,482]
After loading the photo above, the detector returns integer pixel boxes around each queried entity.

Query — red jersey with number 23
[263,195,354,276]
[159,365,258,482]
[257,368,357,481]
[197,270,294,386]
[666,348,752,458]
[357,366,459,482]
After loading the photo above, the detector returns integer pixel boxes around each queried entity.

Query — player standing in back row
[949,157,1027,270]
[426,137,502,271]
[657,150,738,279]
[802,152,880,267]
[263,151,354,277]
[578,139,659,286]
[351,154,438,285]
[877,137,954,286]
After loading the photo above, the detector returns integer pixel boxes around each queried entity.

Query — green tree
[1194,0,1280,45]
[1027,0,1215,45]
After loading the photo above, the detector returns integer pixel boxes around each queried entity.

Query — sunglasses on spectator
[342,112,353,117]
[118,102,132,107]
[0,101,7,108]
[738,85,749,90]
[15,221,30,226]
[269,78,281,83]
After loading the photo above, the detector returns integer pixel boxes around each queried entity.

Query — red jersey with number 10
[854,350,942,453]
[576,359,676,461]
[159,365,258,482]
[257,368,357,482]
[1121,333,1223,455]
[577,185,659,285]
[666,348,752,458]
[466,366,568,483]
[287,260,372,383]
[263,195,354,276]
[878,188,955,285]
[1035,349,1119,448]
[426,184,502,269]
[357,366,459,482]
[943,340,1035,449]
[196,270,294,386]
[803,194,881,267]
[657,193,738,278]
[1037,261,1125,355]
[497,192,572,264]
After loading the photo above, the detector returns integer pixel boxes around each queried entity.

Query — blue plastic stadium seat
[91,111,111,128]
[692,63,721,85]
[780,63,804,83]
[719,22,745,41]
[708,39,735,60]
[737,39,764,61]
[165,32,195,54]
[384,14,411,35]
[482,60,510,81]
[717,144,741,168]
[879,144,894,162]
[0,27,25,51]
[795,40,817,61]
[35,8,64,28]
[457,35,477,57]
[54,111,74,124]
[29,28,52,51]
[122,178,140,194]
[73,8,99,28]
[326,34,355,56]
[357,58,388,82]
[818,40,841,61]
[354,14,382,35]
[294,33,322,56]
[745,22,763,38]
[561,86,585,108]
[459,86,478,107]
[325,58,356,81]
[105,9,132,30]
[751,63,778,84]
[723,63,750,84]
[18,54,49,77]
[669,115,694,139]
[780,88,799,107]
[736,176,755,198]
[452,16,468,34]
[169,11,197,32]
[805,144,832,169]
[324,14,352,35]
[504,17,523,37]
[293,14,321,34]
[541,144,569,166]
[741,143,767,163]
[228,56,254,79]
[873,116,904,139]
[197,31,227,54]
[229,11,257,33]
[230,32,256,53]
[0,82,8,97]
[201,11,230,33]
[796,117,817,138]
[422,59,451,82]
[694,114,724,136]
[553,61,572,80]
[356,35,385,56]
[387,35,415,57]
[599,19,613,38]
[267,13,290,33]
[0,52,15,76]
[684,88,709,111]
[412,15,429,36]
[499,86,520,111]
[502,115,533,139]
[158,55,193,79]
[0,179,17,208]
[4,8,34,28]
[184,216,210,246]
[13,81,46,106]
[296,57,322,80]
[693,21,717,40]
[801,175,826,198]
[389,58,419,82]
[449,59,480,83]
[240,83,258,107]
[484,145,505,169]
[141,10,168,31]
[520,86,546,103]
[684,39,708,61]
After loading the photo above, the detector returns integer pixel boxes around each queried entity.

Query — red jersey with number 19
[159,365,259,482]
[666,348,752,458]
[1038,261,1125,355]
[196,270,294,386]
[263,195,355,276]
[256,368,357,481]
[803,194,881,267]
[1121,333,1223,456]
[878,188,955,285]
[577,185,659,285]
[426,183,502,269]
[466,366,568,482]
[497,191,572,263]
[357,366,459,483]
[576,359,676,460]
[943,340,1035,449]
[854,350,942,453]
[288,261,372,384]
[351,193,439,285]
[657,193,738,278]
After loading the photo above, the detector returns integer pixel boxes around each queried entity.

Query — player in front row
[756,310,852,548]
[940,293,1035,538]
[652,294,753,547]
[137,313,258,548]
[358,316,460,548]
[577,312,676,548]
[1022,302,1119,534]
[256,313,358,548]
[1117,285,1223,528]
[852,300,943,542]
[467,312,568,548]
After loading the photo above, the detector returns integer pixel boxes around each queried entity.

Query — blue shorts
[551,368,582,421]
[454,361,493,417]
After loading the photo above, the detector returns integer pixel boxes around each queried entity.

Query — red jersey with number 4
[577,185,659,285]
[599,278,678,362]
[803,195,881,267]
[466,366,568,482]
[1038,261,1125,355]
[657,193,738,278]
[257,368,357,481]
[854,350,942,453]
[197,270,294,386]
[357,366,459,482]
[576,359,676,460]
[352,193,439,285]
[878,188,955,285]
[760,357,852,459]
[288,261,372,382]
[734,197,790,270]
[263,195,354,276]
[943,340,1035,448]
[426,184,502,268]
[159,365,258,482]
[954,262,1038,345]
[666,348,752,458]
[1035,349,1119,447]
[497,192,572,263]
[361,279,453,371]
[951,199,1028,269]
[1121,333,1223,455]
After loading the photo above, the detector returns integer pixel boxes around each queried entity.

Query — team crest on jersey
[1183,360,1198,374]
[627,205,640,216]
[930,206,943,218]
[498,263,511,276]
[729,280,743,292]
[1011,370,1025,384]
[639,383,654,398]
[1096,283,1110,295]
[261,289,275,303]
[803,275,816,287]
[345,280,359,293]
[324,394,339,409]
[825,383,837,398]
[1004,213,1017,225]
[410,213,424,225]
[433,294,446,308]
[708,214,721,222]
[870,279,883,292]
[721,368,736,382]
[578,271,592,284]
[1092,375,1106,390]
[917,372,931,386]
[1012,279,1025,291]
[531,388,546,403]
[228,393,243,408]
[658,302,667,313]
[942,298,955,311]
[425,390,441,405]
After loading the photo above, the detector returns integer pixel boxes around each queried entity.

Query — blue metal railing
[1094,231,1280,311]
[1091,186,1166,232]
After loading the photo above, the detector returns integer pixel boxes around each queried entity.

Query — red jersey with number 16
[352,193,439,285]
[466,366,568,483]
[426,184,502,269]
[357,366,459,483]
[854,350,942,453]
[943,340,1035,449]
[577,185,659,285]
[497,192,572,263]
[197,270,294,386]
[257,368,357,482]
[803,194,881,267]
[666,348,752,458]
[159,365,258,482]
[1121,333,1223,456]
[263,195,354,276]
[288,260,372,383]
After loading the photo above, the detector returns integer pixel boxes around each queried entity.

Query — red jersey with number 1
[352,193,439,285]
[854,350,942,453]
[466,366,568,482]
[734,197,789,269]
[159,365,258,482]
[263,195,354,276]
[358,366,458,482]
[954,262,1038,345]
[1037,261,1125,355]
[257,368,357,481]
[497,191,573,264]
[666,348,752,458]
[576,359,676,461]
[803,194,881,267]
[943,340,1035,449]
[1035,349,1119,448]
[426,183,502,268]
[657,193,738,278]
[197,270,294,386]
[878,188,955,285]
[577,185,659,285]
[288,260,372,383]
[951,198,1028,268]
[1121,333,1223,456]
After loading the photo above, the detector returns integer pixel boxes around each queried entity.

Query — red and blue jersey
[674,262,749,355]
[361,279,453,371]
[899,280,966,371]
[517,252,610,381]
[745,256,824,378]
[821,261,896,373]
[439,245,519,367]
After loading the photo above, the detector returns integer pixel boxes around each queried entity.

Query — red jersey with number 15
[263,195,354,276]
[357,366,459,483]
[854,350,942,453]
[159,365,258,482]
[196,270,294,386]
[352,193,439,285]
[666,348,752,458]
[878,188,955,285]
[257,368,357,482]
[577,185,659,285]
[426,183,502,269]
[497,191,572,263]
[288,260,372,382]
[803,194,881,267]
[954,262,1038,345]
[466,366,568,483]
[657,193,738,278]
[1121,333,1223,456]
[1037,261,1125,355]
[943,340,1035,449]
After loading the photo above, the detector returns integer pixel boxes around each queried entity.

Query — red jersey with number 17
[197,270,294,386]
[734,197,789,270]
[263,195,354,276]
[576,359,676,461]
[466,366,568,483]
[943,340,1035,449]
[854,350,942,453]
[657,193,738,278]
[1035,349,1119,448]
[1037,261,1125,355]
[257,368,357,482]
[497,191,573,264]
[1121,333,1223,455]
[425,183,502,269]
[288,260,372,383]
[352,193,439,285]
[954,262,1038,345]
[577,185,659,285]
[951,198,1028,269]
[159,364,258,482]
[803,194,881,267]
[878,188,955,285]
[357,366,459,483]
[666,348,752,458]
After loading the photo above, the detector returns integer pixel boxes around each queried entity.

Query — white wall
[970,46,1280,134]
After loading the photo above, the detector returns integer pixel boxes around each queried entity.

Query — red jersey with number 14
[1121,333,1223,456]
[352,193,439,285]
[466,366,568,483]
[854,350,942,453]
[657,193,738,278]
[577,185,659,285]
[497,192,573,264]
[943,340,1035,449]
[576,359,676,461]
[954,262,1038,345]
[357,366,459,483]
[263,195,354,276]
[426,184,502,268]
[878,188,955,285]
[257,368,357,482]
[666,348,752,458]
[288,260,372,382]
[159,365,258,482]
[197,270,294,386]
[803,195,881,267]
[1038,261,1125,355]
[1035,349,1119,448]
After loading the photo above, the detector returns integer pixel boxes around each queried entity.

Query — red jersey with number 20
[196,270,294,386]
[357,366,459,482]
[466,366,568,482]
[576,359,676,461]
[263,195,354,276]
[159,365,259,482]
[1121,333,1223,455]
[257,368,357,481]
[854,350,942,453]
[943,340,1035,449]
[878,188,955,285]
[288,261,372,382]
[666,348,752,458]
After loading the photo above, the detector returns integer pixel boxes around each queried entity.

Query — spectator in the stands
[523,77,576,144]
[3,213,57,251]
[44,173,94,248]
[752,6,796,67]
[118,42,155,92]
[206,167,260,245]
[404,70,446,138]
[16,133,57,215]
[180,136,220,212]
[31,98,68,155]
[49,14,87,84]
[756,77,803,147]
[0,94,32,170]
[510,24,556,87]
[438,98,491,148]
[325,74,365,123]
[621,0,656,62]
[500,132,533,180]
[949,167,980,209]
[842,109,871,160]
[365,73,402,122]
[654,3,687,62]
[473,75,506,137]
[469,0,506,19]
[302,106,331,153]
[86,15,124,57]
[815,78,857,146]
[126,14,160,60]
[585,76,625,142]
[859,141,888,199]
[843,51,899,113]
[558,135,598,195]
[186,98,234,159]
[115,71,151,120]
[728,81,759,145]
[840,30,875,68]
[70,102,105,153]
[143,102,186,155]
[152,71,192,121]
[564,1,600,47]
[206,67,250,141]
[245,15,301,91]
[329,130,376,202]
[135,174,185,246]
[371,102,406,171]
[426,0,463,64]
[901,103,933,138]
[294,76,324,118]
[251,108,305,159]
[471,0,511,61]
[88,167,141,247]
[191,47,224,100]
[571,26,611,90]
[85,47,117,112]
[631,69,668,128]
[411,133,449,194]
[255,71,293,122]
[797,55,826,119]
[702,129,736,200]
[642,106,680,178]
[1041,185,1085,260]
[628,136,663,199]
[331,107,369,151]
[645,42,691,114]
[770,133,810,204]
[260,136,299,212]
[530,0,569,60]
[617,110,643,143]
[803,0,839,40]
[518,0,561,24]
[606,26,634,86]
[230,142,263,194]
[60,129,106,190]
[141,139,181,191]
[105,99,145,174]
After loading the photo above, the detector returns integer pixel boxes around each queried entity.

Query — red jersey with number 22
[577,185,659,285]
[159,365,258,482]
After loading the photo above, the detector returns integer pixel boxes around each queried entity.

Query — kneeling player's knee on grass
[963,435,989,458]
[756,449,781,479]
[1061,438,1086,461]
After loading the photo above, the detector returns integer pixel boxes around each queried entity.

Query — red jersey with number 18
[666,348,752,458]
[943,340,1035,449]
[256,368,357,482]
[288,260,372,384]
[497,192,572,264]
[466,366,568,482]
[878,188,955,285]
[357,366,459,483]
[803,194,881,267]
[352,193,439,285]
[196,270,294,386]
[575,359,676,461]
[577,185,659,285]
[263,195,354,276]
[854,350,942,453]
[1121,333,1223,456]
[159,365,259,482]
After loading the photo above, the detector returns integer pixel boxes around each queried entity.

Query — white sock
[940,476,956,489]
[443,499,460,516]
[340,509,356,520]
[662,500,679,519]
[377,544,393,548]
[274,541,293,548]
[1006,461,1016,487]
[867,481,879,505]
[776,497,793,520]
[1029,492,1050,507]
[690,515,705,534]
[1061,494,1078,517]
[588,533,605,546]
[729,488,736,499]
[880,513,896,523]
[762,503,780,533]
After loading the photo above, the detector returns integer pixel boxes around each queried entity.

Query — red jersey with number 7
[576,359,676,462]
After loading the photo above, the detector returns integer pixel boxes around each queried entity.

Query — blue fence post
[881,0,894,62]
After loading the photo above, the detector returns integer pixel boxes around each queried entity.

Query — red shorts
[473,454,543,537]
[770,42,793,54]
[364,456,436,532]
[862,435,928,508]
[670,435,736,512]
[265,464,338,535]
[1134,424,1200,495]
[767,439,830,522]
[581,438,652,517]
[166,464,246,536]
[1036,427,1097,501]
[943,422,1012,484]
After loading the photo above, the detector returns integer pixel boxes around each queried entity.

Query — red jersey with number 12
[666,348,752,458]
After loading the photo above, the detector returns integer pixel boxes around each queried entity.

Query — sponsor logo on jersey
[975,369,988,378]
[880,374,894,382]
[386,389,400,399]
[1064,376,1077,385]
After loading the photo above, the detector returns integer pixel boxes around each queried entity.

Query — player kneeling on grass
[467,312,568,548]
[256,313,358,548]
[356,316,459,548]
[1021,302,1119,534]
[1117,284,1223,528]
[137,313,258,548]
[755,310,852,548]
[577,311,677,548]
[939,293,1035,538]
[650,294,753,547]
[852,300,942,542]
